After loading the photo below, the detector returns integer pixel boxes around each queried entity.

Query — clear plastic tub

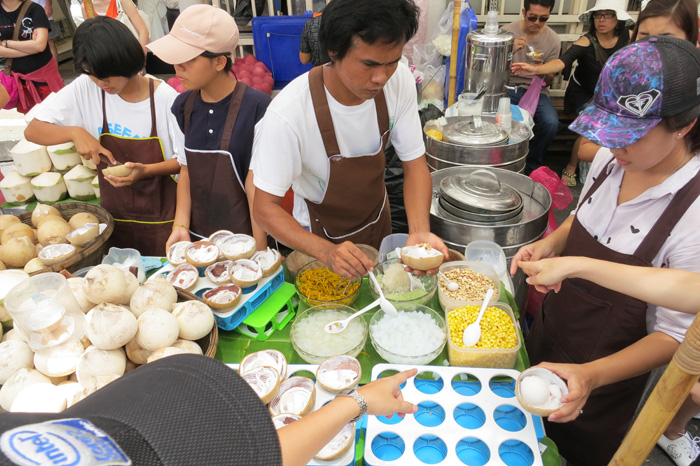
[446,302,521,368]
[464,240,508,278]
[102,247,145,283]
[378,233,409,263]
[438,260,500,312]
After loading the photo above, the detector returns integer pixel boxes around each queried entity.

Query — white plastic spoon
[324,298,381,334]
[462,288,495,347]
[438,272,459,291]
[368,270,399,317]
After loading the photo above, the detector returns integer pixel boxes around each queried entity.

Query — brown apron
[527,158,700,465]
[304,66,392,250]
[98,79,177,257]
[183,82,252,239]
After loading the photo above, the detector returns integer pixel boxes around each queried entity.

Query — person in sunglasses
[502,0,561,175]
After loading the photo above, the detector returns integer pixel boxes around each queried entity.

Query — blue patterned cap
[570,36,700,149]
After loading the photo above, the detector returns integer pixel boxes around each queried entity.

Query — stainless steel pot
[424,116,529,173]
[464,28,514,114]
[430,167,551,310]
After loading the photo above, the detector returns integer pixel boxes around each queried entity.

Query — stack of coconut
[0,204,107,273]
[0,139,99,206]
[165,231,282,311]
[0,263,216,413]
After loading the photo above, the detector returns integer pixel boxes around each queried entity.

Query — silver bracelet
[339,389,367,423]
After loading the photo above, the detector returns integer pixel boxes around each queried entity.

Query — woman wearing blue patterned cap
[511,36,700,465]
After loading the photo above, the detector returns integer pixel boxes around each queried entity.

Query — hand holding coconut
[103,162,147,188]
[400,232,449,276]
[530,362,594,423]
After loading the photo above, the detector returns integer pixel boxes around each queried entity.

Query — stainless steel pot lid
[438,196,523,223]
[442,116,508,146]
[439,169,523,214]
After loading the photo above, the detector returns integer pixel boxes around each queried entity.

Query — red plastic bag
[517,75,545,117]
[529,166,573,237]
[1,71,19,110]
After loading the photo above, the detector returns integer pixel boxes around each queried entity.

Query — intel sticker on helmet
[1,418,131,466]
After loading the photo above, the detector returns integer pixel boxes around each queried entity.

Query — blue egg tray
[365,364,544,466]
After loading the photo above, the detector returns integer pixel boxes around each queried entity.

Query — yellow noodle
[298,267,360,302]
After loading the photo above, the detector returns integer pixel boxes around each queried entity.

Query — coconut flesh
[92,175,100,198]
[64,165,98,201]
[0,236,37,268]
[0,171,35,205]
[47,142,82,172]
[66,223,99,247]
[38,243,76,266]
[10,139,52,177]
[31,172,68,204]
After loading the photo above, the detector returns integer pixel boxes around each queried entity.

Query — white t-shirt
[251,61,425,227]
[574,148,700,342]
[35,74,185,163]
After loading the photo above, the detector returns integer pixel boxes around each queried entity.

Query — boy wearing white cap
[148,5,271,251]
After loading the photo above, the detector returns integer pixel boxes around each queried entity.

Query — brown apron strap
[4,0,31,74]
[576,157,615,210]
[308,66,340,157]
[219,82,247,152]
[183,91,198,134]
[634,165,700,262]
[375,89,389,137]
[148,78,157,138]
[101,89,109,135]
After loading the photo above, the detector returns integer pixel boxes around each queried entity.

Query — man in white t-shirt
[251,0,447,280]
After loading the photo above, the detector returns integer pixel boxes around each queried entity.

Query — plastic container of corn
[446,301,521,368]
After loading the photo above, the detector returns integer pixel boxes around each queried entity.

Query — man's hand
[402,232,449,276]
[321,241,374,281]
[513,36,527,52]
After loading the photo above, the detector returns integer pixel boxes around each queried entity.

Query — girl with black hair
[512,0,634,186]
[24,16,183,257]
[148,5,271,251]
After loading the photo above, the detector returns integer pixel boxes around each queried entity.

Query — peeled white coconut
[251,247,283,277]
[172,300,215,341]
[66,223,99,247]
[400,243,444,271]
[10,139,52,177]
[0,171,35,206]
[147,346,186,363]
[23,257,46,274]
[11,383,66,413]
[87,303,137,350]
[84,264,128,304]
[56,381,86,409]
[125,336,152,365]
[0,236,37,267]
[129,275,178,317]
[69,212,99,230]
[136,308,180,351]
[0,368,51,411]
[120,270,139,306]
[92,175,100,199]
[47,142,82,173]
[31,203,61,228]
[0,340,34,383]
[33,339,84,377]
[171,339,203,355]
[38,218,71,245]
[31,172,68,204]
[64,165,98,201]
[1,222,34,245]
[82,156,97,170]
[67,277,93,313]
[76,346,126,392]
[520,375,551,407]
[102,164,133,177]
[38,243,76,266]
[2,328,27,343]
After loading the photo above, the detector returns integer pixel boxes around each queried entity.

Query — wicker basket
[177,288,218,358]
[18,203,115,276]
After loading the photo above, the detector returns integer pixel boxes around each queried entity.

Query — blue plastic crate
[252,14,314,89]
